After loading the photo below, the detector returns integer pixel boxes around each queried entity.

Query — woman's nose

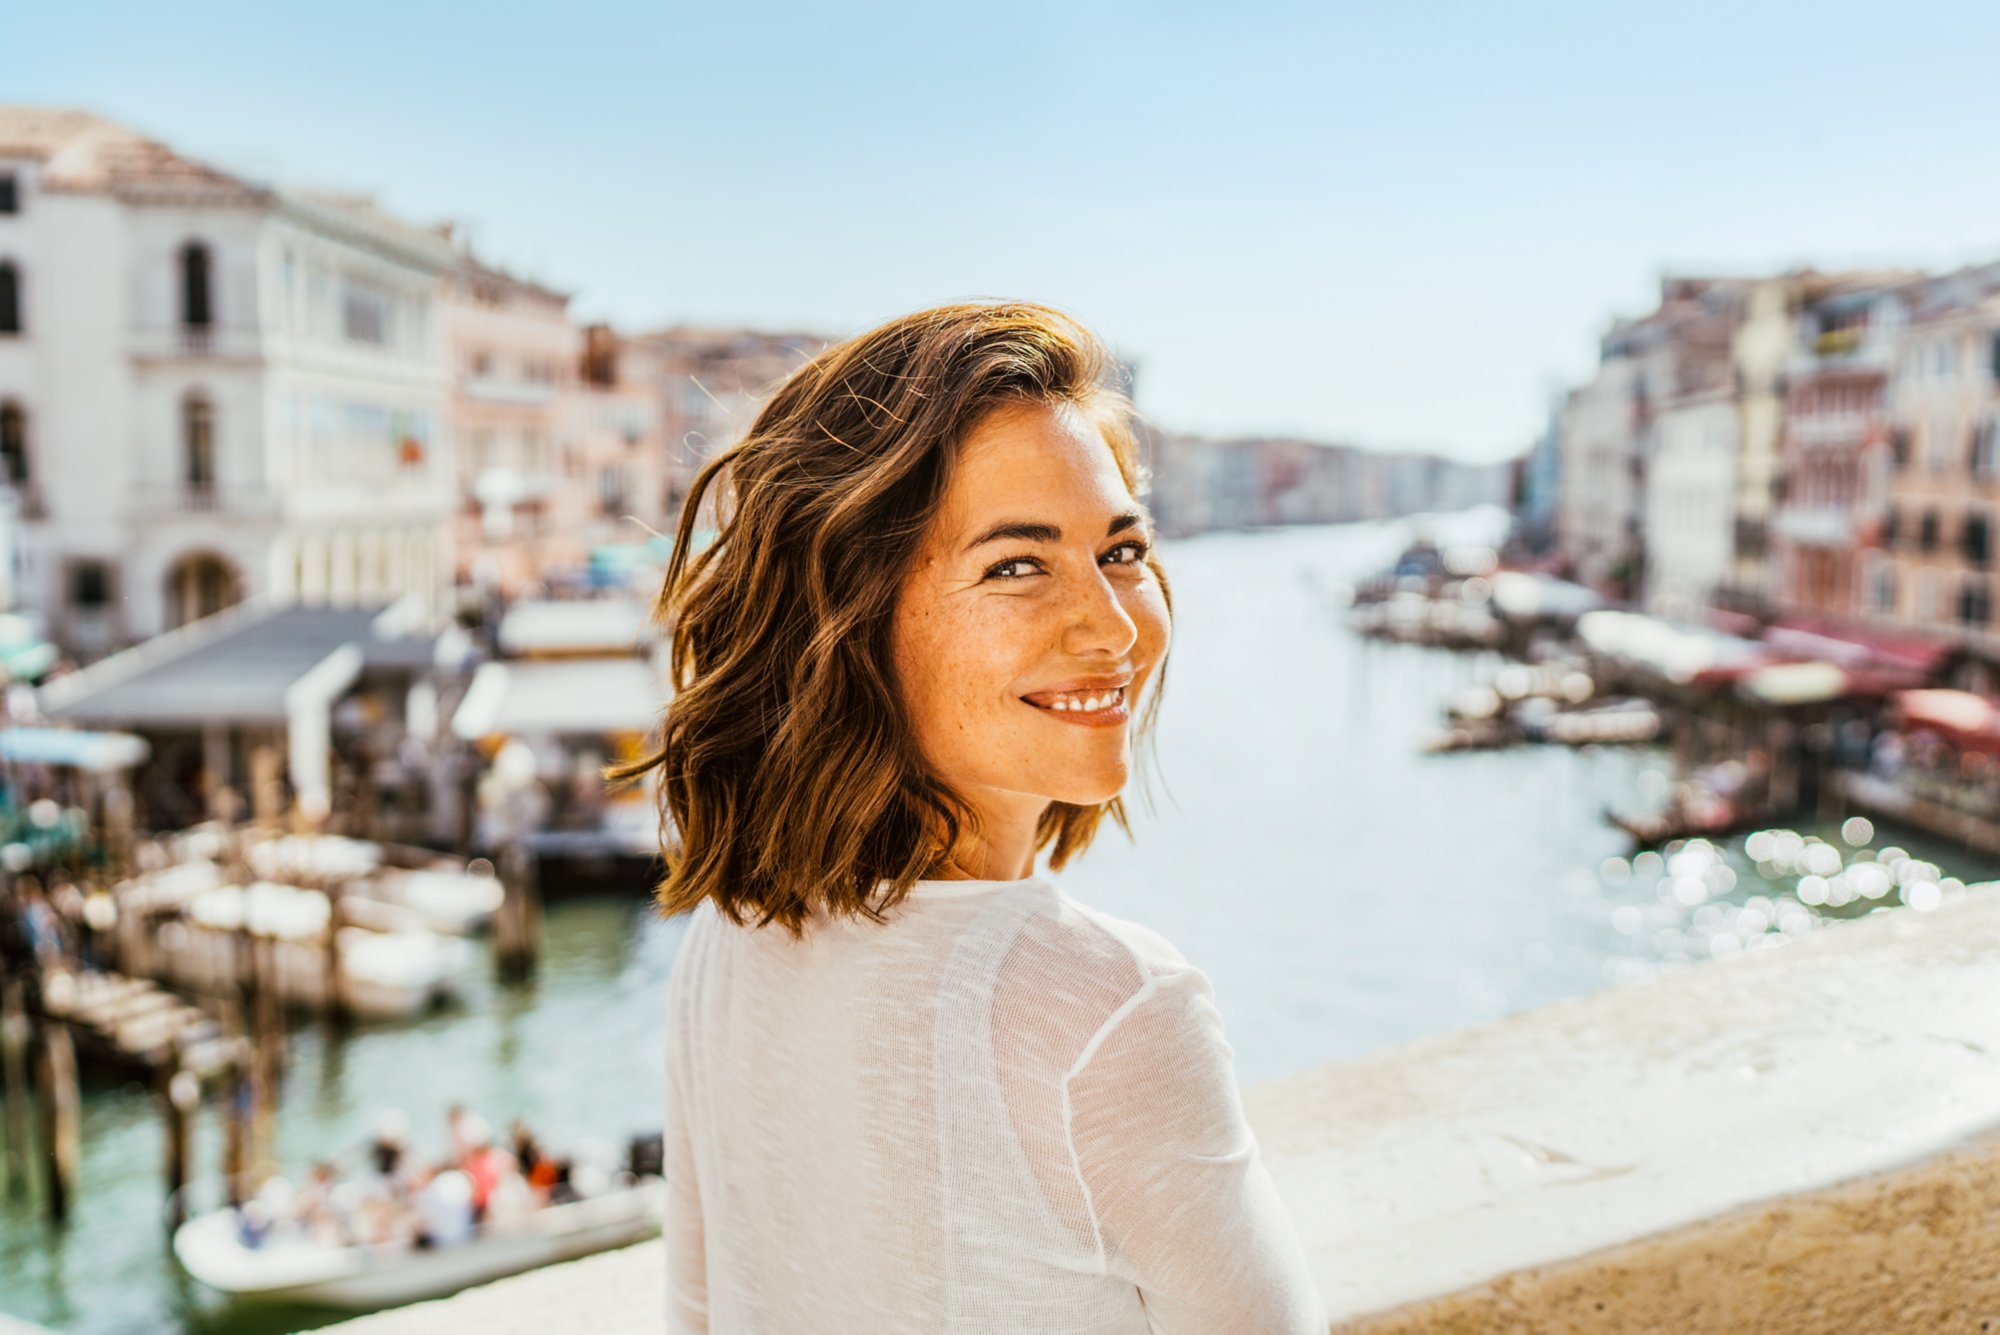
[1061,565,1139,658]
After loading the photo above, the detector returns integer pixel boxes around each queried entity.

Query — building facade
[1769,282,1907,622]
[627,326,830,526]
[0,107,455,656]
[1877,265,2000,641]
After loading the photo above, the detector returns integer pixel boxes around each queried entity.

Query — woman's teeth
[1042,688,1124,712]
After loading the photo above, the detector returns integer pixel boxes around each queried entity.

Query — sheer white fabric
[663,875,1325,1333]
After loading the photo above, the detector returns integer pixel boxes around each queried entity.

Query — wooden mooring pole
[32,1016,79,1224]
[1,978,31,1201]
[494,841,542,984]
[161,1063,198,1230]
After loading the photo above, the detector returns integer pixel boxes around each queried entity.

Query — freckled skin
[891,400,1172,880]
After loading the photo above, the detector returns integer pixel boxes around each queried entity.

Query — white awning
[450,658,668,739]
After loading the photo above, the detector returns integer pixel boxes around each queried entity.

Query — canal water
[5,509,1995,1333]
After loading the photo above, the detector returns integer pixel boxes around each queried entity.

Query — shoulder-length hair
[607,301,1172,938]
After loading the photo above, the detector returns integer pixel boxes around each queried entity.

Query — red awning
[1762,618,1956,677]
[1890,688,2000,755]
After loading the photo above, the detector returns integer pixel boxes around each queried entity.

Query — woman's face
[892,399,1171,840]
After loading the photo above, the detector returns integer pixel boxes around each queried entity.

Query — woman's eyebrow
[962,509,1151,553]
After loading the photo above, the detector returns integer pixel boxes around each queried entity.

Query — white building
[0,107,456,657]
[1642,386,1738,620]
[1557,342,1645,600]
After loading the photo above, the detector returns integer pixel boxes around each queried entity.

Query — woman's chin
[1043,769,1131,809]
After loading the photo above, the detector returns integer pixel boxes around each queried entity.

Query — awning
[497,599,654,658]
[39,601,431,726]
[1488,571,1602,620]
[1577,610,1766,683]
[1738,661,1849,706]
[451,658,668,739]
[1763,618,1956,678]
[0,726,150,772]
[1888,688,2000,754]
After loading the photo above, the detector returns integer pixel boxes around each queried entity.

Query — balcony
[123,483,282,521]
[461,375,557,408]
[127,323,262,362]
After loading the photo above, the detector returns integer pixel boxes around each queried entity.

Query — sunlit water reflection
[4,510,1993,1333]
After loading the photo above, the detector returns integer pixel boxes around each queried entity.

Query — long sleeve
[664,926,709,1333]
[1064,964,1325,1335]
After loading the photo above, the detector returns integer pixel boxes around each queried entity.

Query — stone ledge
[330,891,2000,1332]
[1247,888,2000,1330]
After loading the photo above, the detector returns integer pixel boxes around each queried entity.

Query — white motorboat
[160,882,473,1020]
[246,833,506,936]
[171,1174,665,1309]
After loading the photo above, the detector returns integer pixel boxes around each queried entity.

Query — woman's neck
[928,802,1045,880]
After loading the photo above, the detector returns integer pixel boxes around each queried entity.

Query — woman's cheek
[1130,584,1172,659]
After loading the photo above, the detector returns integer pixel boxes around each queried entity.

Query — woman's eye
[1102,539,1151,566]
[985,557,1042,580]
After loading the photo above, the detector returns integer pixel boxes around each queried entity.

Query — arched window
[183,393,216,499]
[179,242,212,330]
[0,261,19,335]
[164,551,241,629]
[0,400,25,486]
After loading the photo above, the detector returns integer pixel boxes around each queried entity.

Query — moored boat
[171,1174,664,1309]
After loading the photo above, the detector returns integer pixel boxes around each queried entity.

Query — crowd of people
[236,1103,600,1252]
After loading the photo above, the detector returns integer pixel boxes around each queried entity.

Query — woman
[619,302,1324,1332]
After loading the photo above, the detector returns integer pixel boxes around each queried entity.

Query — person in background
[412,1165,475,1250]
[511,1118,561,1203]
[291,1161,351,1246]
[456,1112,515,1225]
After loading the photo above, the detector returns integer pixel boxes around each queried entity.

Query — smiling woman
[614,302,1325,1333]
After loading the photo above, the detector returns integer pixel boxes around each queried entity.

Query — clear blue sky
[14,2,2000,462]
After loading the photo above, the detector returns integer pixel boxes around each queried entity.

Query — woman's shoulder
[989,888,1203,1059]
[1039,890,1191,982]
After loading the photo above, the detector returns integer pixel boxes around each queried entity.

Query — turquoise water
[5,511,1994,1333]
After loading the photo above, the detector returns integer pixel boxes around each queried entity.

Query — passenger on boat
[234,1175,290,1250]
[510,1118,562,1204]
[368,1109,414,1198]
[352,1110,419,1247]
[447,1112,511,1223]
[292,1161,354,1247]
[412,1167,475,1249]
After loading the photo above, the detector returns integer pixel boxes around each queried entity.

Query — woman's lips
[1020,685,1130,727]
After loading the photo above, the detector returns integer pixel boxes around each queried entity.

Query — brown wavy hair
[606,301,1172,937]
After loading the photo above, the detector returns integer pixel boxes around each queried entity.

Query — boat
[244,833,506,936]
[171,1173,665,1309]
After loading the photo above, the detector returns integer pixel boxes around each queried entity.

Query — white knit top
[662,874,1326,1333]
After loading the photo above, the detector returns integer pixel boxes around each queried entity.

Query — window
[341,282,389,345]
[179,241,212,330]
[1976,420,2000,480]
[184,394,216,492]
[0,261,19,334]
[1883,505,1900,549]
[1964,512,1991,567]
[68,560,110,610]
[1960,577,1993,628]
[1921,509,1940,552]
[1873,564,1896,614]
[0,175,16,214]
[0,400,25,485]
[598,465,626,515]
